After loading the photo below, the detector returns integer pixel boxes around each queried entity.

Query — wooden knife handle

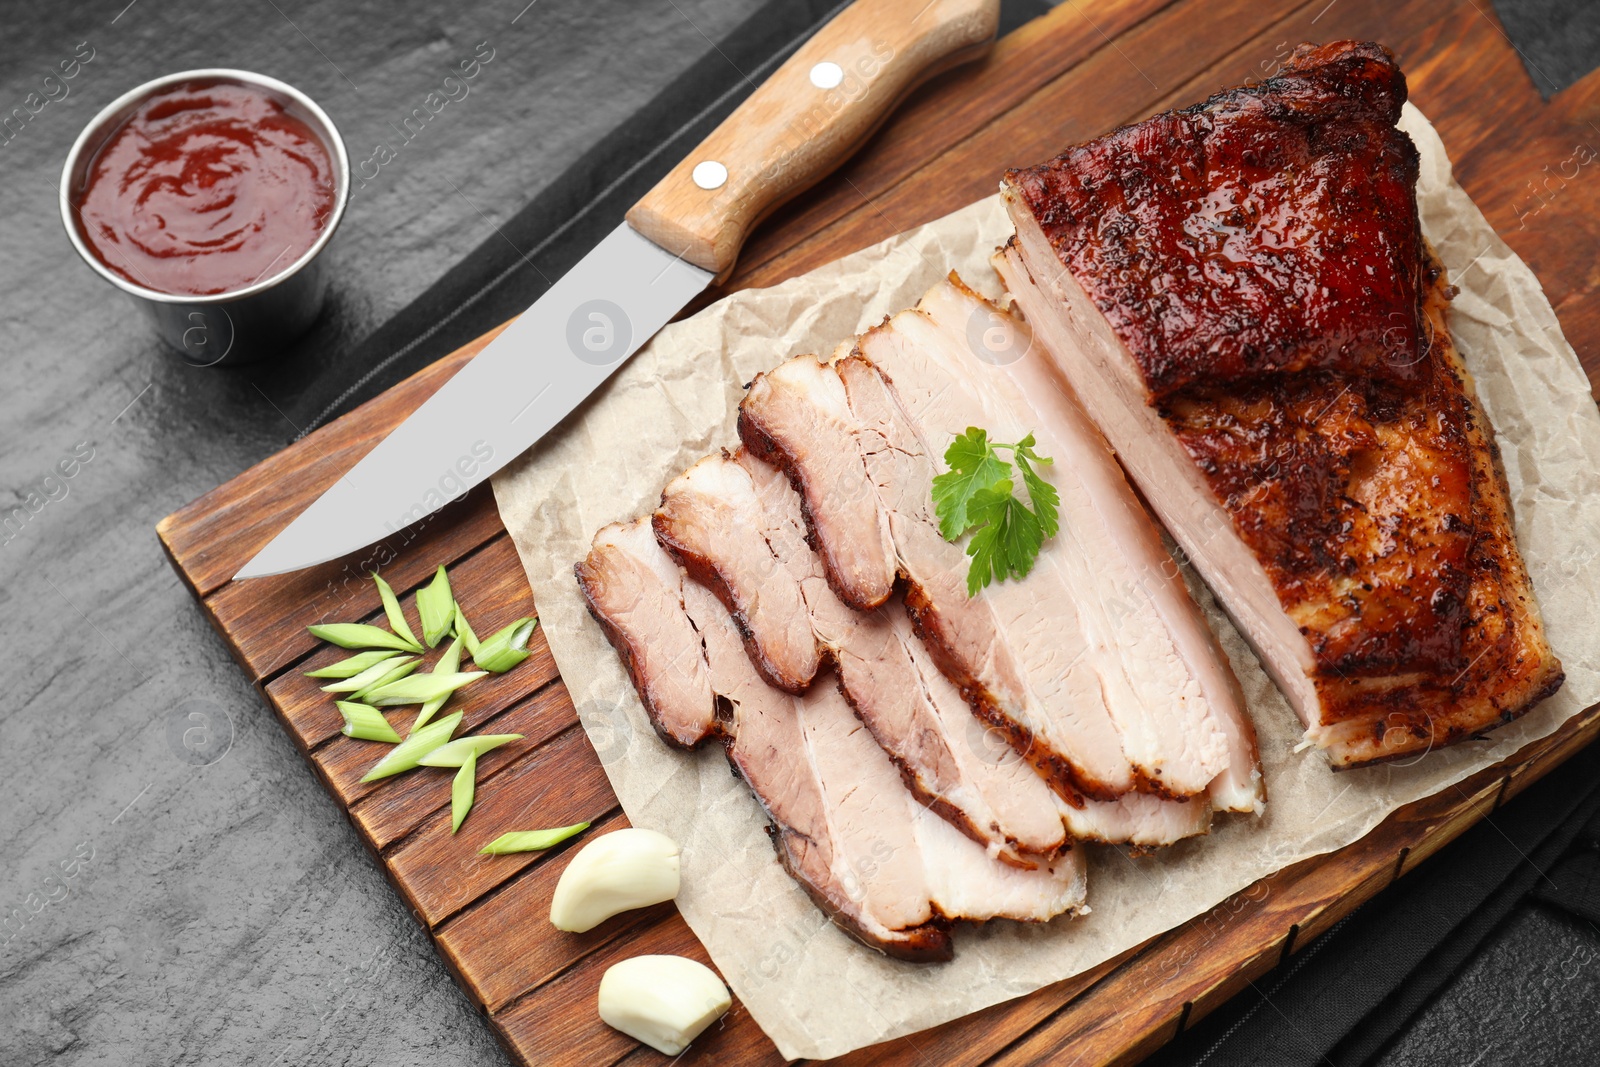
[626,0,1001,278]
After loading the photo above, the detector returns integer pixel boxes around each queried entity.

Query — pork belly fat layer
[998,39,1562,765]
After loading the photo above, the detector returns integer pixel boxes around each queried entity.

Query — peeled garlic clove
[597,955,730,1055]
[549,828,680,932]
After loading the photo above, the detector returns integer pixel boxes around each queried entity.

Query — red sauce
[74,80,336,296]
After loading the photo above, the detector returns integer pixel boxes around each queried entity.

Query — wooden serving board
[158,2,1600,1064]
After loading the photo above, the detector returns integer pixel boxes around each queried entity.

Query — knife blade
[235,0,1001,580]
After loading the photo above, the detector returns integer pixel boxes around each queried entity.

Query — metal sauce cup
[60,69,349,366]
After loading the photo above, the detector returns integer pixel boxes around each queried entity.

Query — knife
[235,0,1001,579]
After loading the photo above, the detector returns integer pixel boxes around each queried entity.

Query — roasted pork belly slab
[577,519,1086,960]
[998,40,1563,766]
[741,277,1261,819]
[1006,40,1426,402]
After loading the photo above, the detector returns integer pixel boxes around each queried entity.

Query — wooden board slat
[347,682,577,851]
[435,809,644,1013]
[208,486,507,679]
[267,534,556,753]
[157,1,1600,1064]
[159,320,511,599]
[387,726,620,926]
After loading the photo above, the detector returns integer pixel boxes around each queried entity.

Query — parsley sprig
[930,428,1060,596]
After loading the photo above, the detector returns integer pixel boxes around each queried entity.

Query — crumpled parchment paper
[491,105,1600,1060]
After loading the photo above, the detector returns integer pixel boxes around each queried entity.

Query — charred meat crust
[1005,40,1424,402]
[1312,260,1565,766]
[1001,40,1562,764]
[1328,668,1566,773]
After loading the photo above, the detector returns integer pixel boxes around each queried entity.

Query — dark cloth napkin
[1145,740,1600,1067]
[1491,0,1600,98]
[285,0,1046,433]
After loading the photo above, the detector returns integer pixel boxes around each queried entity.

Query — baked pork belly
[655,447,1070,861]
[997,40,1563,767]
[577,520,1087,960]
[573,518,716,748]
[740,277,1260,818]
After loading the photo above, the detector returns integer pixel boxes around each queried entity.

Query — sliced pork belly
[827,349,1140,800]
[972,271,1262,814]
[577,520,1086,961]
[729,440,1220,847]
[573,519,715,748]
[998,40,1562,767]
[656,447,1069,859]
[654,452,820,692]
[740,354,897,611]
[864,280,1260,810]
[741,277,1258,819]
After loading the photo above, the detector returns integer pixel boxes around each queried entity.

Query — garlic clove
[549,827,680,932]
[597,955,731,1055]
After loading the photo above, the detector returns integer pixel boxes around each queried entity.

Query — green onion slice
[364,671,485,707]
[479,822,590,855]
[373,573,422,650]
[307,623,423,654]
[453,603,480,658]
[336,701,402,743]
[416,565,455,649]
[360,711,464,782]
[320,655,416,694]
[305,650,401,679]
[451,750,476,834]
[412,636,462,734]
[350,658,422,701]
[418,733,524,768]
[474,618,537,673]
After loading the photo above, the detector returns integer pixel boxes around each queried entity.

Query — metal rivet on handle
[691,160,727,190]
[809,61,844,89]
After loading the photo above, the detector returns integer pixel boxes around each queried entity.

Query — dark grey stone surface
[0,3,763,1064]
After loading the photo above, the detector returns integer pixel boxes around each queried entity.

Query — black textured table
[1,4,774,1064]
[4,2,1598,1065]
